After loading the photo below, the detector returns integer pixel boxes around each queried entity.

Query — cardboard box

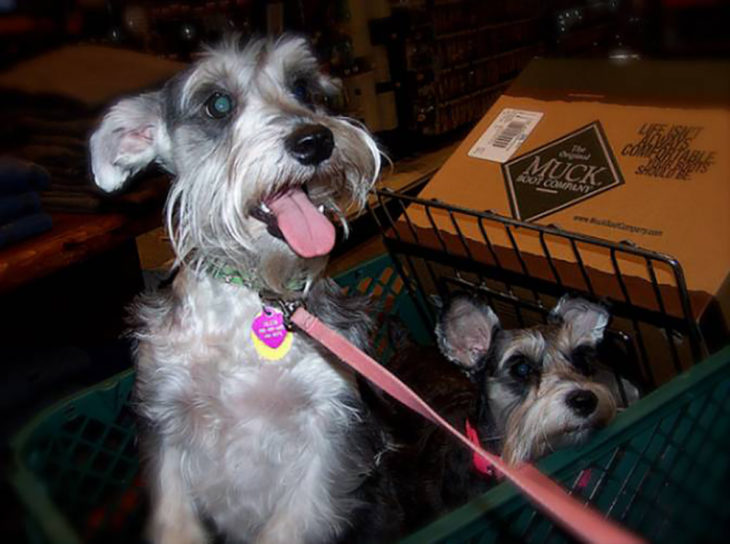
[398,58,730,341]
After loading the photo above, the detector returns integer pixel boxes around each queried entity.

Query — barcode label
[493,120,527,148]
[468,108,543,163]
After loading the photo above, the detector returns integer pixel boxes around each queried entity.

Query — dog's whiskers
[540,424,555,454]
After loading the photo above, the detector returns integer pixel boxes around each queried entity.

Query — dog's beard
[254,236,328,294]
[164,121,378,286]
[497,382,616,465]
[240,121,379,261]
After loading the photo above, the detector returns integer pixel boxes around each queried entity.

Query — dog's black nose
[566,390,598,417]
[285,124,334,165]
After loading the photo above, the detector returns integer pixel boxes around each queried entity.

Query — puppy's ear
[436,295,500,371]
[549,295,609,346]
[89,91,170,192]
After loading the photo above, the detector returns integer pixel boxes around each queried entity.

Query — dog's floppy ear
[436,295,500,371]
[89,91,171,192]
[549,295,609,346]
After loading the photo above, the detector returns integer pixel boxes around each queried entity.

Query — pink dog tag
[250,307,293,361]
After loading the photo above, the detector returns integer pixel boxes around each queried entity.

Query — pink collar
[465,419,498,479]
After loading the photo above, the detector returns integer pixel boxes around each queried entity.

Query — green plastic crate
[403,345,730,544]
[10,254,730,543]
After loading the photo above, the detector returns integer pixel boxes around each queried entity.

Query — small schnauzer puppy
[89,36,400,544]
[382,294,619,530]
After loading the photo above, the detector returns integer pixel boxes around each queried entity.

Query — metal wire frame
[368,187,708,392]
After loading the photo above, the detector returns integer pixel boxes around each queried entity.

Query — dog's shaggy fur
[90,36,400,544]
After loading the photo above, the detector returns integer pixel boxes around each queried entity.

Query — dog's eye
[205,92,234,119]
[509,358,534,380]
[570,345,597,376]
[291,78,312,105]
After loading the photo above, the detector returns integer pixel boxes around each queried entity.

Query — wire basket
[369,187,713,397]
[364,187,728,542]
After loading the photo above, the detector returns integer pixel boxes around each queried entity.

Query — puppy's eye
[509,358,534,380]
[205,92,234,119]
[570,345,597,376]
[291,78,312,105]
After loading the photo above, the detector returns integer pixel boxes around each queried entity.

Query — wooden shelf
[0,210,160,293]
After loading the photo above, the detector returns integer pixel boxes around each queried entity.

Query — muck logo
[502,122,624,222]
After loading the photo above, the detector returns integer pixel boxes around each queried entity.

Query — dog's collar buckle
[260,296,303,330]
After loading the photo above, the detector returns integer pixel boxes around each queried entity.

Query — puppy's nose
[285,124,334,165]
[566,389,598,417]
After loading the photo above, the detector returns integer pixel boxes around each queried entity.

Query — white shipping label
[468,108,544,163]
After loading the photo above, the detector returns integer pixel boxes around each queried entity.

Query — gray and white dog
[382,294,629,531]
[434,295,619,465]
[89,36,400,544]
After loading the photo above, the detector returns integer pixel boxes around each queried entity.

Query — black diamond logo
[502,122,624,222]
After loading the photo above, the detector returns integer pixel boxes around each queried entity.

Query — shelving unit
[371,0,544,136]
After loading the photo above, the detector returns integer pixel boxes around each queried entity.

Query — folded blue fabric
[0,212,53,249]
[0,192,42,224]
[0,158,50,196]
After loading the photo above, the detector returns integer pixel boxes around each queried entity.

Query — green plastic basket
[402,345,730,544]
[10,254,730,544]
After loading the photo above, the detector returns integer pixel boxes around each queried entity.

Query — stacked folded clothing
[0,158,52,249]
[0,44,184,213]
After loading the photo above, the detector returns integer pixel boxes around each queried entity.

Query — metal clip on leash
[259,294,303,330]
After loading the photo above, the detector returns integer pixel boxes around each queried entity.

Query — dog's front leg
[256,463,337,544]
[256,503,316,544]
[147,444,208,544]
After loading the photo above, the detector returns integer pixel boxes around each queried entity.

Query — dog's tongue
[267,188,335,258]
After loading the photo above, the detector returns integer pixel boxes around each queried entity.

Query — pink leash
[291,306,646,544]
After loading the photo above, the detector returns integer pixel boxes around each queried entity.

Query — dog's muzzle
[248,124,340,259]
